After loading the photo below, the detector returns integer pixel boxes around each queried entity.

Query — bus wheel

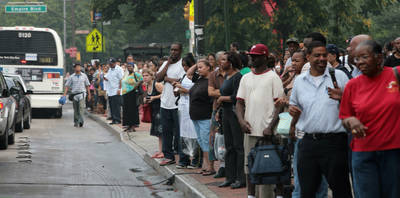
[55,108,62,118]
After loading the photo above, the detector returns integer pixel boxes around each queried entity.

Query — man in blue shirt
[289,41,352,198]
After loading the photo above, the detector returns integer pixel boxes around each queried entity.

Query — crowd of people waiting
[68,33,400,198]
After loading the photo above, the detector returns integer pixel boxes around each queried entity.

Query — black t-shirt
[384,54,400,67]
[220,72,242,108]
[189,77,213,120]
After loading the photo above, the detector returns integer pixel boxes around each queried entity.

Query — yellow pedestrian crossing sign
[86,28,104,52]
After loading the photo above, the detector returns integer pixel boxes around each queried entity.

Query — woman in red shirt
[339,40,400,198]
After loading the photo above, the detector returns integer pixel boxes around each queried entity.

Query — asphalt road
[0,104,183,198]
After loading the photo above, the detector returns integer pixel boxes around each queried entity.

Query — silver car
[0,72,16,149]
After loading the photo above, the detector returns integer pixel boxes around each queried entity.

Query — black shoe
[74,123,78,127]
[79,122,83,127]
[107,117,112,120]
[109,122,115,125]
[218,180,233,188]
[230,181,245,189]
[214,167,225,178]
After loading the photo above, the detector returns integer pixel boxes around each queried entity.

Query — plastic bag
[276,112,293,135]
[181,137,199,157]
[214,132,226,161]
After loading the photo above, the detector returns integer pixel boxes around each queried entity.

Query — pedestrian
[230,42,240,54]
[173,53,202,169]
[187,60,215,176]
[142,69,164,158]
[208,51,227,179]
[236,44,284,198]
[216,52,245,189]
[289,41,352,198]
[207,53,217,71]
[156,43,187,166]
[340,40,400,198]
[346,34,373,78]
[63,63,91,127]
[121,63,142,132]
[284,37,300,68]
[104,58,124,125]
[327,44,353,79]
[383,37,400,67]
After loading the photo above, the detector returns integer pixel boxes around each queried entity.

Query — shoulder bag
[247,135,291,185]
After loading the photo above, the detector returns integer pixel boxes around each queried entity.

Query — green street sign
[5,5,47,13]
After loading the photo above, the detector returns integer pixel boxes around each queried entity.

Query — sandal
[202,170,216,176]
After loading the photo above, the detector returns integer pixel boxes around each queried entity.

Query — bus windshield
[0,30,58,66]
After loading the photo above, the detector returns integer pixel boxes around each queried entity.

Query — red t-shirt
[339,66,400,152]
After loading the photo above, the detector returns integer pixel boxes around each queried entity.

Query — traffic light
[184,1,190,20]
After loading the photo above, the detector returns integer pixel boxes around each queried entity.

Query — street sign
[5,5,47,13]
[95,12,102,20]
[75,30,90,35]
[86,29,103,53]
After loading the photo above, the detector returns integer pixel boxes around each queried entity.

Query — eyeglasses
[354,55,370,63]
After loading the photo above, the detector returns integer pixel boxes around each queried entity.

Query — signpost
[86,28,104,53]
[5,5,47,13]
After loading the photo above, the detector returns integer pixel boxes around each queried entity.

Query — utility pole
[194,0,204,56]
[63,0,66,51]
[71,0,76,48]
[223,0,231,51]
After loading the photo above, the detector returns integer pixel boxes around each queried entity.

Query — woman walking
[143,69,164,158]
[121,64,142,132]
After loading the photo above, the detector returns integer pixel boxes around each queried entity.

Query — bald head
[348,34,373,65]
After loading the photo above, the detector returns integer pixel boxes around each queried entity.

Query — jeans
[109,95,122,123]
[292,139,328,198]
[352,149,400,198]
[192,119,211,152]
[73,98,85,125]
[160,108,189,164]
[298,133,352,198]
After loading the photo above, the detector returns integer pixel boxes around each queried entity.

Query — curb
[86,112,219,198]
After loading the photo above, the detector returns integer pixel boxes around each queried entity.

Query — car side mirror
[25,90,33,94]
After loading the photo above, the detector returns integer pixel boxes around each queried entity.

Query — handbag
[141,103,152,123]
[247,136,291,185]
[68,92,83,101]
[214,132,226,161]
[276,112,293,135]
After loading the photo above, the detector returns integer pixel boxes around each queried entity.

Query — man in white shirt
[104,58,124,125]
[236,44,284,198]
[156,43,188,166]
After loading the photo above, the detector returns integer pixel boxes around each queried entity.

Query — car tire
[8,128,15,145]
[15,115,24,133]
[55,108,62,118]
[24,112,31,129]
[0,127,9,150]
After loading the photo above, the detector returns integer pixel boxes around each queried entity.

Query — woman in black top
[216,52,245,188]
[187,60,215,176]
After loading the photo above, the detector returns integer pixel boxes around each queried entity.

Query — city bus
[0,26,64,118]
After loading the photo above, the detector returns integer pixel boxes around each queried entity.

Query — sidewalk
[86,112,247,198]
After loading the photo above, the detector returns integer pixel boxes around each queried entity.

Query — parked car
[0,72,16,149]
[5,76,32,132]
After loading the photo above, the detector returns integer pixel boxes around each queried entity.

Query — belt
[303,132,346,140]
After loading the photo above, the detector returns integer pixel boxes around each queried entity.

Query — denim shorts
[192,119,211,152]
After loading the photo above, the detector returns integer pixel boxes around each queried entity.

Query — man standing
[104,58,124,125]
[236,44,284,198]
[384,37,400,67]
[156,43,188,166]
[347,34,373,78]
[285,37,300,67]
[64,63,91,127]
[289,41,352,198]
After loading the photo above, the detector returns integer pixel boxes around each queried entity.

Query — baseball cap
[286,37,299,44]
[108,57,117,64]
[248,44,269,56]
[326,44,339,55]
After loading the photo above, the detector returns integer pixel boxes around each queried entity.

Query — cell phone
[146,95,151,100]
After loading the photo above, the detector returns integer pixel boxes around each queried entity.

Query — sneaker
[74,123,78,127]
[159,159,176,166]
[187,165,197,169]
[79,122,83,127]
[176,164,187,169]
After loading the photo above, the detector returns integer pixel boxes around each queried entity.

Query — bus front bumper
[31,94,63,109]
